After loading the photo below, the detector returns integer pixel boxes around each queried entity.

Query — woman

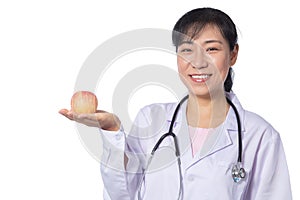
[60,7,292,199]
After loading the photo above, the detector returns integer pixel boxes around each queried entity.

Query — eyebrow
[178,40,193,45]
[179,40,223,46]
[204,40,223,45]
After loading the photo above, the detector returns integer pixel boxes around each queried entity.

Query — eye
[180,48,192,53]
[206,47,219,52]
[178,42,194,54]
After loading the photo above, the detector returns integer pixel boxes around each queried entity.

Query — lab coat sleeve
[100,106,152,200]
[123,106,154,199]
[100,128,130,200]
[245,126,292,199]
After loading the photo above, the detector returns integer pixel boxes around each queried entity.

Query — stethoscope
[138,95,245,200]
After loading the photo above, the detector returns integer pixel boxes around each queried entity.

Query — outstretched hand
[58,109,121,131]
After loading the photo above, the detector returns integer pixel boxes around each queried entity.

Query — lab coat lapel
[169,92,245,170]
[170,100,207,170]
[178,95,243,170]
[170,99,234,170]
[201,127,233,159]
[185,125,234,169]
[200,105,241,160]
[167,100,192,168]
[199,92,246,161]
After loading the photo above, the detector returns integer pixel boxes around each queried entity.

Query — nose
[191,47,209,69]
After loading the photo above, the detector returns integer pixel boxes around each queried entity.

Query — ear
[230,44,239,66]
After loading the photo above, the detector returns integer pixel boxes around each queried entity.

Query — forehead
[184,24,225,43]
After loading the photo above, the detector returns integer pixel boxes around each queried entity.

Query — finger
[58,108,69,115]
[59,109,75,121]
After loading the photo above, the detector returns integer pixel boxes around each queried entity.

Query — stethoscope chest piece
[231,163,246,183]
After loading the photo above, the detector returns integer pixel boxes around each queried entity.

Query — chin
[188,86,225,99]
[188,87,211,98]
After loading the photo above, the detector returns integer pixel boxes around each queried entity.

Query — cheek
[177,56,188,74]
[213,56,231,81]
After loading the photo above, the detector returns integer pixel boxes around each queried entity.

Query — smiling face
[177,24,238,98]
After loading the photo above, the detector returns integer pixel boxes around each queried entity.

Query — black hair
[172,8,238,92]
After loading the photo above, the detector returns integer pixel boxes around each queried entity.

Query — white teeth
[191,74,210,79]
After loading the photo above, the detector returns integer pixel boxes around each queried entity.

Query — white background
[1,0,299,199]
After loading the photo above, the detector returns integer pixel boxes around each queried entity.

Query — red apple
[71,91,98,114]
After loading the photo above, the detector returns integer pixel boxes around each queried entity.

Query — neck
[186,92,229,128]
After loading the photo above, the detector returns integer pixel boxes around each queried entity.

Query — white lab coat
[100,92,292,200]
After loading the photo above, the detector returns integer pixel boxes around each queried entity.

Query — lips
[189,74,212,83]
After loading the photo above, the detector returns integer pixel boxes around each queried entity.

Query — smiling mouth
[189,74,212,83]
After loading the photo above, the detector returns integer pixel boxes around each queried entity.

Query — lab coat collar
[224,92,246,132]
[169,92,246,169]
[169,92,246,132]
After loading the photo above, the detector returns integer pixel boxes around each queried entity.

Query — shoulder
[244,110,270,128]
[139,102,178,116]
[243,109,280,142]
[132,102,178,127]
[227,92,279,138]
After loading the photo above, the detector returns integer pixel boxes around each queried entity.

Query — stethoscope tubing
[138,94,244,199]
[152,95,243,163]
[226,97,243,163]
[151,95,188,156]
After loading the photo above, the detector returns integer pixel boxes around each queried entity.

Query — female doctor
[59,7,292,200]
